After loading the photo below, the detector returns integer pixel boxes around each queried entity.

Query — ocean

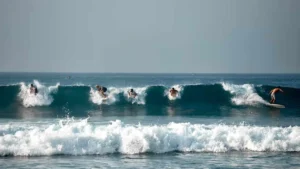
[0,73,300,168]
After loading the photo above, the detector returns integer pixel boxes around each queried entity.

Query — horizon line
[0,71,299,74]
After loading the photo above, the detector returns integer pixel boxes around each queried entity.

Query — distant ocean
[1,73,300,169]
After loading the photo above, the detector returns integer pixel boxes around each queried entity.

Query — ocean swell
[0,81,299,109]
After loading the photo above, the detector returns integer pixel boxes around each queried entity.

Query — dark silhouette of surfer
[30,84,38,95]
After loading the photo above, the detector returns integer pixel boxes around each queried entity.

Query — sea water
[0,73,300,168]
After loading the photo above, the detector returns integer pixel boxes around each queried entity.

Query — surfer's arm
[279,89,284,92]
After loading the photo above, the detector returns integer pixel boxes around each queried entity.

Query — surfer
[128,88,137,98]
[30,84,38,95]
[96,85,107,98]
[269,87,284,104]
[169,87,178,97]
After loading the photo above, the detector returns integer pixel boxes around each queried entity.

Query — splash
[123,87,147,105]
[90,86,148,105]
[221,83,268,106]
[166,85,183,100]
[18,80,59,107]
[89,87,113,105]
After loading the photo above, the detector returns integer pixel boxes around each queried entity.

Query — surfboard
[265,103,285,109]
[168,93,177,100]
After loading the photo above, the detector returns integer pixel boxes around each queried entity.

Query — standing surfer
[269,87,284,104]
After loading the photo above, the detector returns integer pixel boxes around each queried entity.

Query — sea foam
[90,87,147,105]
[0,119,299,156]
[19,80,59,107]
[166,85,183,100]
[221,83,268,106]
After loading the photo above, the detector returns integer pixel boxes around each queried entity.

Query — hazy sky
[0,0,299,73]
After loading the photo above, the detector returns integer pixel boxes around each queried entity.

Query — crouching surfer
[30,84,38,95]
[96,85,107,98]
[128,88,137,98]
[169,87,178,97]
[269,87,283,104]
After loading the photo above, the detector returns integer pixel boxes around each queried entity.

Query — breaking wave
[0,81,299,109]
[0,119,300,156]
[19,80,59,107]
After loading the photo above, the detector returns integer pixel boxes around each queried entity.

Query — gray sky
[0,0,299,73]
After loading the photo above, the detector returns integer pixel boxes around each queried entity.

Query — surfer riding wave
[269,87,284,104]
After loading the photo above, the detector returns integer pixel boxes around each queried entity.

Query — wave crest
[19,80,59,107]
[221,83,268,106]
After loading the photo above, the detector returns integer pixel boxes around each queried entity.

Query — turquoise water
[0,73,300,168]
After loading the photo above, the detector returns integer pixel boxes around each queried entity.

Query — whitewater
[1,118,300,156]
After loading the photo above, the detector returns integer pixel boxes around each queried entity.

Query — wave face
[0,119,300,156]
[0,81,300,110]
[0,81,300,108]
[255,85,300,108]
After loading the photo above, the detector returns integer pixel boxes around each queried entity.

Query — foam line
[0,119,299,156]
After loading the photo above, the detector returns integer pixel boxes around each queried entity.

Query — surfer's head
[130,89,134,92]
[31,84,34,87]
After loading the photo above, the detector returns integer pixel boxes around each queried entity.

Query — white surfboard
[265,103,285,109]
[101,97,108,101]
[168,93,177,100]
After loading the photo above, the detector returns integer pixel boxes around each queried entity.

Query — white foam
[0,83,20,87]
[18,80,59,107]
[0,119,300,156]
[90,87,147,105]
[123,87,147,104]
[166,85,183,100]
[64,83,86,87]
[90,88,114,105]
[221,83,268,106]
